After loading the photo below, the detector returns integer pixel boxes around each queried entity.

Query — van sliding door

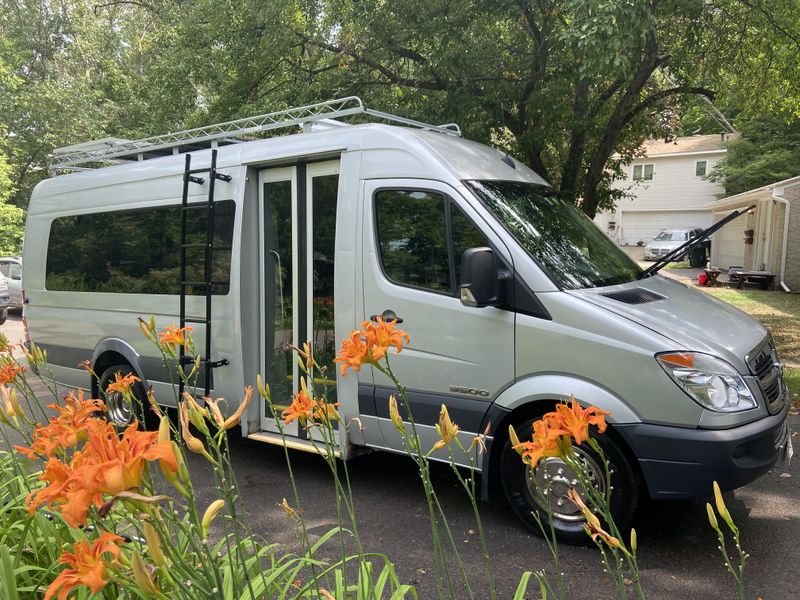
[258,161,340,437]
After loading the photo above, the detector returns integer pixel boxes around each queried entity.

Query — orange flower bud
[388,394,406,435]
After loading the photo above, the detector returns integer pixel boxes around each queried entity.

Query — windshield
[654,231,688,241]
[465,180,642,289]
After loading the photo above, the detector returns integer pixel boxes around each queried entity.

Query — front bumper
[615,401,790,500]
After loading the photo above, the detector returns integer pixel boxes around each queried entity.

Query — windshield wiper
[637,204,756,280]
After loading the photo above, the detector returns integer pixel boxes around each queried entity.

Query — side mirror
[459,247,504,307]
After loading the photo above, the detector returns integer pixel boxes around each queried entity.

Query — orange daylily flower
[157,325,192,351]
[281,386,315,425]
[552,398,609,444]
[0,363,24,384]
[334,330,371,376]
[362,317,410,362]
[512,416,563,466]
[44,532,124,600]
[105,371,141,396]
[312,398,342,424]
[15,390,106,459]
[25,417,178,527]
[335,318,410,376]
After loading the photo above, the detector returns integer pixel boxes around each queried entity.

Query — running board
[246,431,341,458]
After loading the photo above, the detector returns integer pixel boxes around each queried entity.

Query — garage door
[619,211,712,246]
[713,212,746,270]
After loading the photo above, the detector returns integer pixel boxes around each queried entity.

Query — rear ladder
[179,149,231,398]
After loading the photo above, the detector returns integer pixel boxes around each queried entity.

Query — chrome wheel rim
[526,446,605,521]
[105,390,133,426]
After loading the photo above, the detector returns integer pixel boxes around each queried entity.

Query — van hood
[569,276,767,373]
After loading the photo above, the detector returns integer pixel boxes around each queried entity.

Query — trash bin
[689,243,706,268]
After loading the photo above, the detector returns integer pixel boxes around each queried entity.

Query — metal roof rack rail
[48,96,461,173]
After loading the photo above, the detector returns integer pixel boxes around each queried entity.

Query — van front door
[361,179,515,460]
[259,161,340,436]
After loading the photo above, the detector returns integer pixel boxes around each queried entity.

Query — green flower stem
[376,359,472,600]
[449,440,496,600]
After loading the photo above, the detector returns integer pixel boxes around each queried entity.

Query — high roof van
[23,98,791,541]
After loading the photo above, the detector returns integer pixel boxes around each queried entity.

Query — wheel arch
[480,373,643,502]
[91,338,148,397]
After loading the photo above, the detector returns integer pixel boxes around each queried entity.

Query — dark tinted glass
[45,200,236,294]
[466,181,641,289]
[375,190,450,293]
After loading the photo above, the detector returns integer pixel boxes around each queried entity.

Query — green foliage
[710,113,800,195]
[2,0,800,216]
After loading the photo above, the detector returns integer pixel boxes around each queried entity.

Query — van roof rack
[48,96,461,173]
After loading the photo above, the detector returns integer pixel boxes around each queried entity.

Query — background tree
[709,113,800,196]
[2,0,800,224]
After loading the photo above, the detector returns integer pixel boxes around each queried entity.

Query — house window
[695,160,707,177]
[633,164,654,181]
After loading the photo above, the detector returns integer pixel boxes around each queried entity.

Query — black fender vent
[601,288,666,304]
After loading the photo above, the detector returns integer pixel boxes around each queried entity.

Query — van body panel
[514,293,705,427]
[571,275,767,374]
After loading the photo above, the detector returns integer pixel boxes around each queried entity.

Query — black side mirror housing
[459,247,504,307]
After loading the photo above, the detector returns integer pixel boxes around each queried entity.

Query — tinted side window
[45,200,236,295]
[375,190,494,295]
[375,190,450,293]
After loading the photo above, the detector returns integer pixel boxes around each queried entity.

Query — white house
[595,133,737,245]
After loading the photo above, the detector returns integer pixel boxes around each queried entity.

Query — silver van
[23,98,791,542]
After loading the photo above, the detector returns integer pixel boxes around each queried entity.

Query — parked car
[0,256,22,310]
[0,272,8,325]
[644,227,704,261]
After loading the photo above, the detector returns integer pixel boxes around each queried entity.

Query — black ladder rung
[179,356,230,369]
[182,203,211,211]
[180,281,228,287]
[183,317,209,324]
[181,243,232,250]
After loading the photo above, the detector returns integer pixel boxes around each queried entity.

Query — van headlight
[656,352,756,412]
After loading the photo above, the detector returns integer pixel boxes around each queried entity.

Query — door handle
[370,309,404,324]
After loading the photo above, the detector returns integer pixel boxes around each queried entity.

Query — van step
[246,431,340,458]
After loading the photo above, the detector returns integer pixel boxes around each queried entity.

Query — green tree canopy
[710,113,800,196]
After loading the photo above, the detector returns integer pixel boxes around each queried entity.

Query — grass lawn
[700,288,800,411]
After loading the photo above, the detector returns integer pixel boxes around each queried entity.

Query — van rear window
[45,200,235,295]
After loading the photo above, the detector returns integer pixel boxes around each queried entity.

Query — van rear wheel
[99,364,148,428]
[500,416,640,546]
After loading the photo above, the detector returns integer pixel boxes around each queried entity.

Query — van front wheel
[500,417,640,545]
[99,364,148,428]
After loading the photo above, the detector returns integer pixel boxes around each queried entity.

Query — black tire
[0,308,6,325]
[501,416,640,546]
[98,364,151,428]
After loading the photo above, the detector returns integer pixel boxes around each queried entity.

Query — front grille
[747,338,785,414]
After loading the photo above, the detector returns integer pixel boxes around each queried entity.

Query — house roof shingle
[637,133,738,157]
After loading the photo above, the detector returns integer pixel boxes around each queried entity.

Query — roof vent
[601,288,666,304]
